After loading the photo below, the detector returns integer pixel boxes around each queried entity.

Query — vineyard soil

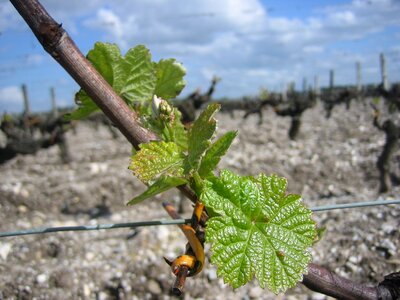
[0,101,399,300]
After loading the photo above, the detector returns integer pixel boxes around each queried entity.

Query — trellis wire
[309,199,400,212]
[0,219,191,238]
[1,199,399,238]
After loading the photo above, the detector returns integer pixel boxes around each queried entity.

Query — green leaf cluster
[128,103,237,205]
[201,170,316,293]
[145,98,188,150]
[67,43,186,120]
[73,43,319,294]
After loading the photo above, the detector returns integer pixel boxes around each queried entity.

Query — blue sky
[0,0,399,113]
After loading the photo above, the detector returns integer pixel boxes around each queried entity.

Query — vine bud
[151,95,163,117]
[152,95,175,123]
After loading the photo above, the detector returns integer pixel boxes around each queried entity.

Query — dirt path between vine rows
[0,101,399,299]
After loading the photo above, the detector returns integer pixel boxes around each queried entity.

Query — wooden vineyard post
[356,61,362,93]
[21,84,30,116]
[21,83,32,134]
[314,75,320,100]
[302,77,308,92]
[380,53,389,91]
[281,83,287,102]
[288,81,295,92]
[50,87,58,118]
[329,69,335,90]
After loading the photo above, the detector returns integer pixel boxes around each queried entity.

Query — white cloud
[82,0,266,48]
[84,8,133,48]
[328,11,357,26]
[1,0,399,99]
[303,46,324,54]
[84,8,125,37]
[25,54,44,66]
[0,86,23,109]
[0,0,104,33]
[80,1,399,56]
[321,0,400,37]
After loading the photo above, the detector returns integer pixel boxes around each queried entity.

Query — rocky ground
[0,100,399,300]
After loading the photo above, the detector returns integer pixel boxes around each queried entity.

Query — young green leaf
[187,103,220,171]
[65,89,99,120]
[67,42,123,119]
[87,42,122,88]
[127,176,187,205]
[313,226,326,245]
[168,107,188,150]
[155,59,186,100]
[120,45,156,104]
[198,131,237,177]
[68,43,186,120]
[129,141,185,183]
[201,170,316,294]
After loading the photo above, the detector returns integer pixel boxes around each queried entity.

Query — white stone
[382,223,395,234]
[83,284,91,297]
[97,291,108,300]
[249,286,263,298]
[381,239,396,253]
[18,205,28,213]
[311,292,327,300]
[348,255,359,264]
[147,279,162,295]
[85,252,95,261]
[36,273,48,284]
[207,268,218,281]
[89,162,108,174]
[0,242,12,260]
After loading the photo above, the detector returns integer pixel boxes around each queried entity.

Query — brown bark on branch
[303,264,378,300]
[9,0,397,299]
